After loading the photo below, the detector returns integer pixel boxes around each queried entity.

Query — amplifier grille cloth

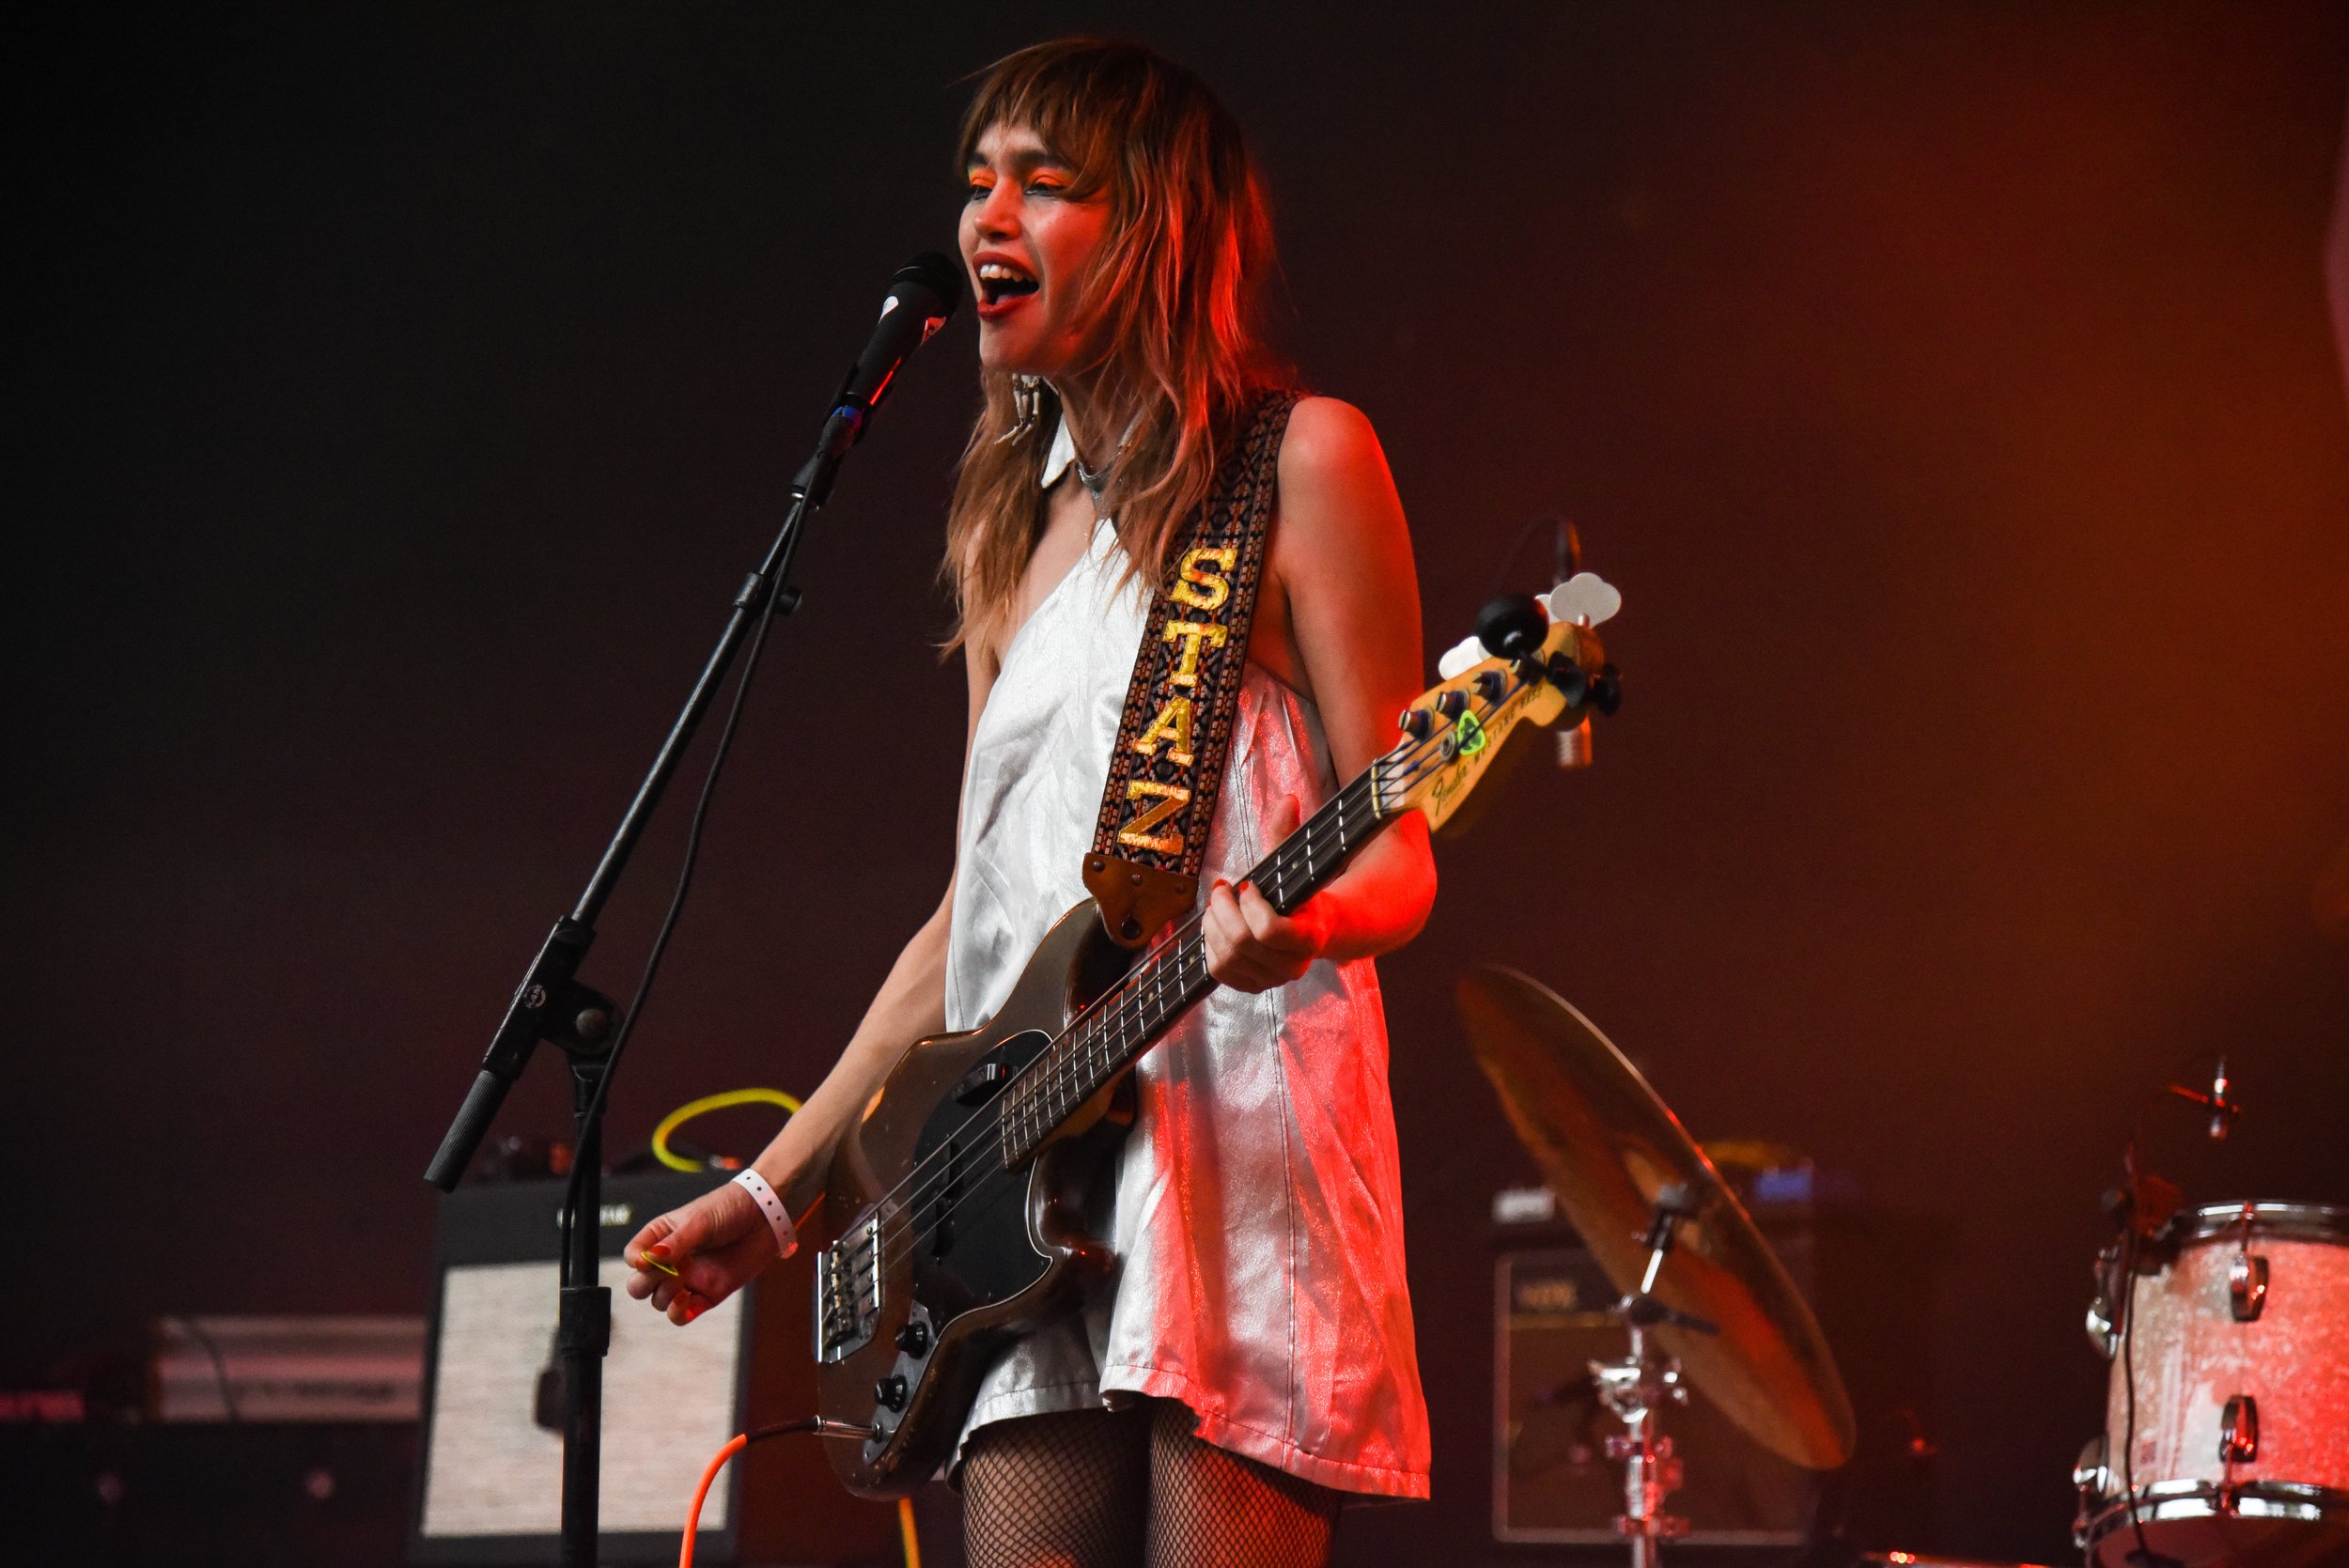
[419,1258,743,1538]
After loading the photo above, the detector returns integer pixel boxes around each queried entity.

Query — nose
[972,179,1021,242]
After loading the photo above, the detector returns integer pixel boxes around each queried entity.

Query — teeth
[978,263,1030,281]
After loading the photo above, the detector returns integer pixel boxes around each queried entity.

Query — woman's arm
[624,630,999,1323]
[1203,396,1439,993]
[749,880,956,1215]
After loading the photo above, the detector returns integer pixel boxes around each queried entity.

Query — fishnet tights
[961,1399,1343,1568]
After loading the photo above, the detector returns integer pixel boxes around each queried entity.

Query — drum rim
[2173,1200,2349,1245]
[2085,1478,2349,1535]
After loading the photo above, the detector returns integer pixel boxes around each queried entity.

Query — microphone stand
[423,397,875,1567]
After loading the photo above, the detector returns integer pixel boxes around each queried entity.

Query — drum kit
[2072,1063,2349,1568]
[1455,965,2347,1568]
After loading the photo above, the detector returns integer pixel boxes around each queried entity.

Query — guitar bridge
[814,1213,885,1364]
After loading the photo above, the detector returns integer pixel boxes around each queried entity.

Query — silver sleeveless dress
[941,419,1432,1499]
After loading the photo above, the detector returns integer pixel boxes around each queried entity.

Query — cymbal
[1457,965,1856,1470]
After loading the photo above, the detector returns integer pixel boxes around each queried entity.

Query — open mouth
[976,260,1040,306]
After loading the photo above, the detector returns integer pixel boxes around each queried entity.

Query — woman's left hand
[1202,799,1339,992]
[1203,874,1333,991]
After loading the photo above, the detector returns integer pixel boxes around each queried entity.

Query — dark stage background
[13,5,2349,1562]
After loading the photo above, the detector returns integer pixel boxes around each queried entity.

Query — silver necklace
[1073,452,1112,502]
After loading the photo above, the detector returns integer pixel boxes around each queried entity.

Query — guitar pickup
[954,1058,1012,1106]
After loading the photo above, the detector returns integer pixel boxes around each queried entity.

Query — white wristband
[732,1168,797,1259]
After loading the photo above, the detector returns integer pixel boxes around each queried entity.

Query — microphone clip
[2162,1054,2241,1142]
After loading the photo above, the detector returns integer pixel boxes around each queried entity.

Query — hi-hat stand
[1591,1184,1721,1567]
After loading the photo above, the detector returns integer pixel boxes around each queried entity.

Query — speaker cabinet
[411,1171,897,1565]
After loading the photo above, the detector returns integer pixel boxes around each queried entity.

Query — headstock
[1377,576,1622,833]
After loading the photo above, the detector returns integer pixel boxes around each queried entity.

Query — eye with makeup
[966,176,1069,203]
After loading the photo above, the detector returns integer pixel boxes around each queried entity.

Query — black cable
[171,1315,240,1423]
[557,551,795,1282]
[2107,1048,2223,1568]
[1486,512,1573,601]
[2116,1204,2154,1567]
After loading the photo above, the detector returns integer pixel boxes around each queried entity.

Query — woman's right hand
[623,1176,794,1326]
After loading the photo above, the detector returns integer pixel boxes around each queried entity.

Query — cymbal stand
[1592,1185,1719,1568]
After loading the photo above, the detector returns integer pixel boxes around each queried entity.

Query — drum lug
[2070,1434,2109,1549]
[2217,1393,2259,1464]
[2228,1249,2269,1322]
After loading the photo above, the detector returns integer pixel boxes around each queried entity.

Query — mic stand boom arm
[419,399,869,1568]
[423,484,822,1195]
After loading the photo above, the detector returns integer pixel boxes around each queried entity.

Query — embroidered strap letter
[1116,780,1192,855]
[1084,391,1302,946]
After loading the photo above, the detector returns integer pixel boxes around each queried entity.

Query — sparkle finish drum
[2079,1202,2349,1568]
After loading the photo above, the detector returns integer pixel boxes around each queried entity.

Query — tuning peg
[1475,594,1550,660]
[1589,663,1622,716]
[1547,572,1622,627]
[1545,653,1591,706]
[1437,634,1487,680]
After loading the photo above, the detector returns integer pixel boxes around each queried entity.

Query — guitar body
[815,900,1134,1497]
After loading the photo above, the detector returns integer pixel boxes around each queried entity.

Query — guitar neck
[998,747,1405,1167]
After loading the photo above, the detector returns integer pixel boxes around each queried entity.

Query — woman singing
[628,39,1436,1566]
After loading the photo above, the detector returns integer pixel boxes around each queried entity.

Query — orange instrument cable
[678,1434,747,1568]
[677,1420,918,1568]
[897,1493,923,1568]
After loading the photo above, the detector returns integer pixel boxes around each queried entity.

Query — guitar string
[821,677,1531,1307]
[825,743,1420,1301]
[827,752,1444,1313]
[832,729,1408,1240]
[824,679,1530,1306]
[825,761,1393,1296]
[826,698,1510,1306]
[828,765,1395,1306]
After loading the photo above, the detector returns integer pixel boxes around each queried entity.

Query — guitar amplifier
[1492,1198,1938,1552]
[411,1170,896,1566]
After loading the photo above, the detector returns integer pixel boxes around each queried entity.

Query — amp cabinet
[412,1170,897,1565]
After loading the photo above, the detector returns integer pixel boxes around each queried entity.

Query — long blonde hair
[946,39,1293,655]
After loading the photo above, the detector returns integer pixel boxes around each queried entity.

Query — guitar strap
[1083,389,1303,948]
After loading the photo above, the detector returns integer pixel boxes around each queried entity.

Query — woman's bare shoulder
[1278,395,1387,485]
[1273,395,1406,557]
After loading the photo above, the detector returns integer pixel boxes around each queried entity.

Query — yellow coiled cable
[650,1087,801,1172]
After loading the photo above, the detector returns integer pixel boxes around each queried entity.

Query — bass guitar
[810,584,1621,1495]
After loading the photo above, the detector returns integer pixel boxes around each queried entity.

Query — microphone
[838,251,964,414]
[791,251,965,505]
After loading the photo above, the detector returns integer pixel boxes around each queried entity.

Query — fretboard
[998,747,1403,1168]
